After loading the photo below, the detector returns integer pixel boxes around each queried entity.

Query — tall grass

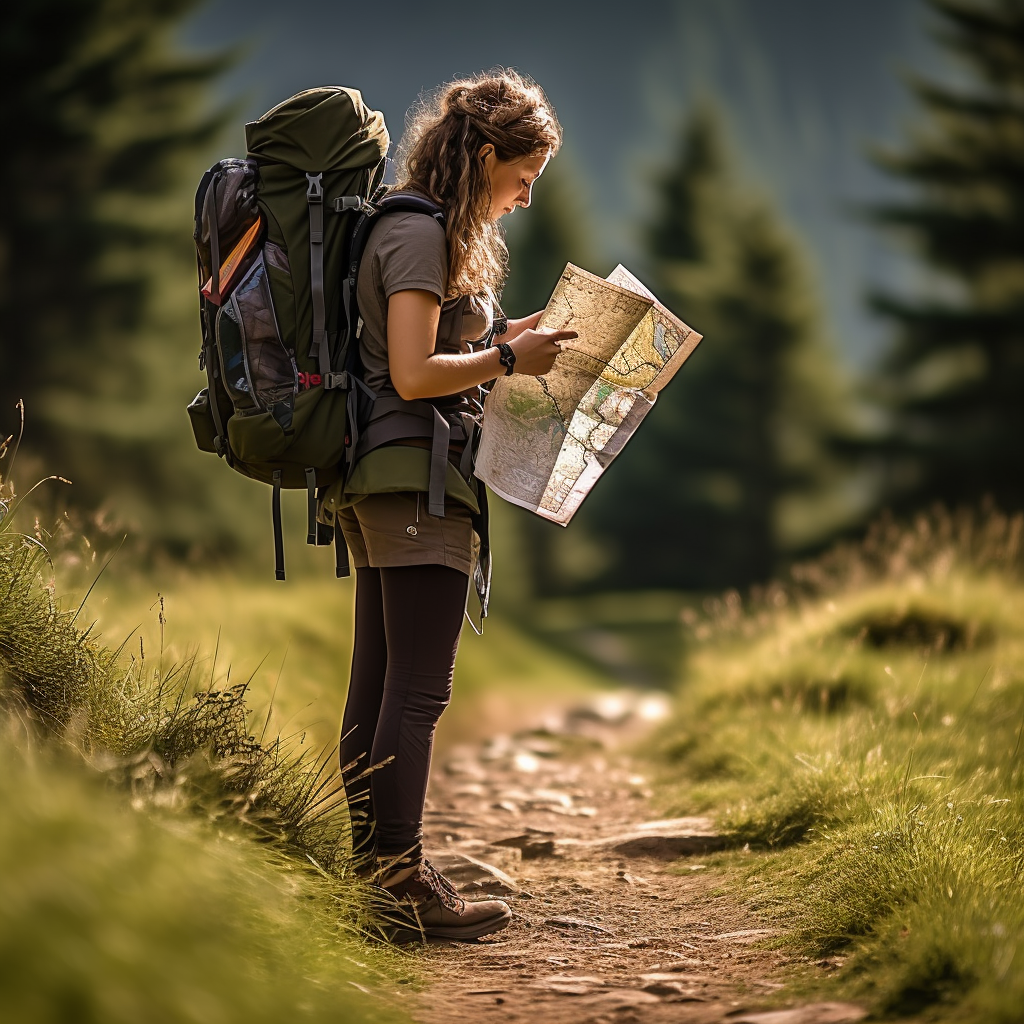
[656,508,1024,1021]
[0,727,409,1024]
[0,455,412,1022]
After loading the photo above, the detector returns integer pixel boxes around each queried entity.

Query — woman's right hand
[508,327,578,376]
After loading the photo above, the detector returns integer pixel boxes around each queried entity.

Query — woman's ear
[478,143,495,163]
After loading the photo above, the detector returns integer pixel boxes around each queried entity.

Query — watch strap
[497,342,516,376]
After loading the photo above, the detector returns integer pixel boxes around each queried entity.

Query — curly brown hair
[395,69,562,304]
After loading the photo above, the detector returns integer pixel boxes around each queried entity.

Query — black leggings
[340,564,468,862]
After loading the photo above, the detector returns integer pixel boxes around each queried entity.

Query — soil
[395,695,866,1024]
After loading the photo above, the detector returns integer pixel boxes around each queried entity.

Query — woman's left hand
[505,311,543,340]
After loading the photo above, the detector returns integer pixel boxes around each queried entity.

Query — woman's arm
[387,290,577,401]
[505,311,542,340]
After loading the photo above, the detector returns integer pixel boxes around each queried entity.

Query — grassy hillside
[0,522,423,1021]
[0,467,610,1022]
[653,509,1024,1021]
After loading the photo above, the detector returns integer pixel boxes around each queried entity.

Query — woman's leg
[371,563,468,864]
[339,566,389,864]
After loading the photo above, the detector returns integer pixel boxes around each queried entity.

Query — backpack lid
[245,87,389,173]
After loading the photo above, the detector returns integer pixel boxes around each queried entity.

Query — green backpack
[188,87,444,580]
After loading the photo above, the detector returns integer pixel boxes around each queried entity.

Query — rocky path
[399,694,867,1024]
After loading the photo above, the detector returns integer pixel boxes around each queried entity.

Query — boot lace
[420,859,465,913]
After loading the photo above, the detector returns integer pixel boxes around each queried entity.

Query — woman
[337,70,576,941]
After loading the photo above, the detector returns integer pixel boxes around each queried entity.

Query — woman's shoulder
[369,209,446,255]
[366,209,448,299]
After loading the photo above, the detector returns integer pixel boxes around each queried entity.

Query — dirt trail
[399,695,866,1024]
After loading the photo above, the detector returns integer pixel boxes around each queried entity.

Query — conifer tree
[578,107,851,591]
[869,0,1024,512]
[0,0,226,505]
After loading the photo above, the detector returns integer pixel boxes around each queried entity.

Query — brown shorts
[337,491,478,577]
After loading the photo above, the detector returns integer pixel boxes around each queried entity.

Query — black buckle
[305,172,323,202]
[324,371,349,390]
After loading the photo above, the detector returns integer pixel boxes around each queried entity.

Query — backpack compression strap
[305,173,331,382]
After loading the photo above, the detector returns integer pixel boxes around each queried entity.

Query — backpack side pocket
[186,389,218,453]
[216,250,298,433]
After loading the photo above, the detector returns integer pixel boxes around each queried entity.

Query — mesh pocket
[216,250,297,433]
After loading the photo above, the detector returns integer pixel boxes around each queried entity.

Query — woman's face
[481,147,551,221]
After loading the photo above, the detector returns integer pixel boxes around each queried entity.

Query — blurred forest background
[2,0,1022,630]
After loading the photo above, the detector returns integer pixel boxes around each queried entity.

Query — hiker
[337,70,576,940]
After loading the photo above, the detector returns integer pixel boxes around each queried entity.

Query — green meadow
[0,487,609,1023]
[653,509,1024,1021]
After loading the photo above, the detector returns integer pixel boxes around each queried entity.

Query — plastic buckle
[305,173,323,202]
[333,195,363,213]
[324,371,349,390]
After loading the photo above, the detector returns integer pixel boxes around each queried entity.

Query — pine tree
[869,0,1024,511]
[578,107,851,591]
[0,0,227,508]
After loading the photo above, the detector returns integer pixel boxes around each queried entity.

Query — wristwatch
[497,342,516,376]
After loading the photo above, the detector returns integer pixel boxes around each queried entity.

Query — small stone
[585,988,662,1009]
[533,974,605,996]
[643,980,706,998]
[491,831,558,860]
[513,751,540,773]
[556,817,728,858]
[429,852,521,895]
[526,788,574,809]
[444,759,486,779]
[640,972,707,984]
[654,959,706,972]
[728,1003,868,1024]
[518,736,560,757]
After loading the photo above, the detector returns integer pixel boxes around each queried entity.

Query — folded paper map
[474,263,702,525]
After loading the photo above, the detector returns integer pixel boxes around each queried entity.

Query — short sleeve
[374,213,447,303]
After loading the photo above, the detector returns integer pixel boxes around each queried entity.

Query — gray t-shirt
[356,211,490,402]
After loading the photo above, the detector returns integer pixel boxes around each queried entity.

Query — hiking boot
[376,858,511,942]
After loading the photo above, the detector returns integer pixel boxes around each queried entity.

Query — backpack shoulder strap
[332,190,446,389]
[345,190,445,287]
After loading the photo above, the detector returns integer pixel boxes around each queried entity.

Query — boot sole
[381,906,512,944]
[421,906,513,941]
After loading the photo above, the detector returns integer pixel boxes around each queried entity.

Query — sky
[181,0,944,370]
